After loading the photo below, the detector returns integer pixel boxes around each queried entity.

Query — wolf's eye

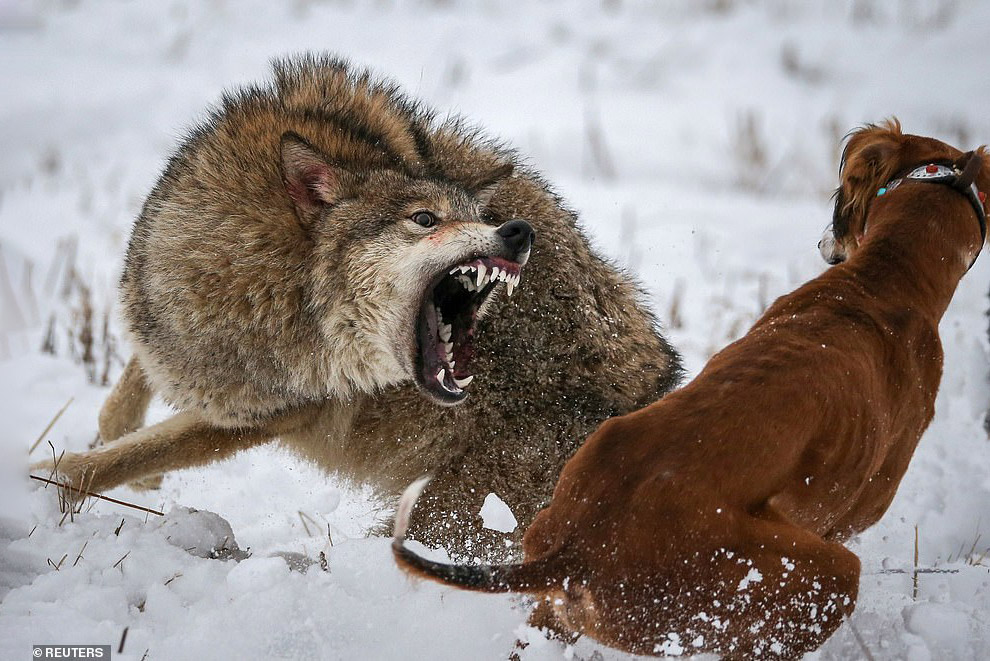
[411,211,437,228]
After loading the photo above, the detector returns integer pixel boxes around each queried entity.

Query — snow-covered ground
[2,0,990,658]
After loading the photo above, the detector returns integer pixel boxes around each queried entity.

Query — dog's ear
[280,132,355,224]
[832,119,904,246]
[467,162,514,208]
[970,146,990,246]
[965,146,990,222]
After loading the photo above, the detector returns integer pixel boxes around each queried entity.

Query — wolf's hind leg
[32,411,273,494]
[97,355,161,489]
[98,355,154,442]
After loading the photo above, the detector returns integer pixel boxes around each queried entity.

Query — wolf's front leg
[31,411,273,494]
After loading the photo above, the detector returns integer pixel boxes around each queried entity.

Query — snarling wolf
[394,121,989,657]
[35,54,681,555]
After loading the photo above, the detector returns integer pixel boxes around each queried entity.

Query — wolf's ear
[280,132,352,224]
[468,162,515,208]
[832,119,903,243]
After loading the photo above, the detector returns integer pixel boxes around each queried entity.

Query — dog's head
[280,131,534,405]
[821,119,990,264]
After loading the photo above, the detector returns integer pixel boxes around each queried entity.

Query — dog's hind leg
[711,515,861,660]
[98,355,154,443]
[509,599,580,661]
[31,411,273,494]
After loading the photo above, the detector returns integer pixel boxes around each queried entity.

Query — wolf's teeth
[506,281,515,297]
[436,368,446,384]
[460,265,470,274]
[475,263,487,288]
[444,341,453,356]
[440,324,452,342]
[491,266,501,282]
[453,375,474,388]
[449,267,459,275]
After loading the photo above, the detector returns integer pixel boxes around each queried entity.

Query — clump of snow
[654,632,685,655]
[157,506,248,561]
[737,567,764,591]
[902,601,974,659]
[480,493,518,534]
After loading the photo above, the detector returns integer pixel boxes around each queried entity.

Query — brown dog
[392,121,989,659]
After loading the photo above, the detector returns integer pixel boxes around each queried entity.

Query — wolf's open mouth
[415,256,524,404]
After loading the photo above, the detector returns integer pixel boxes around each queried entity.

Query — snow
[2,0,990,659]
[737,568,763,592]
[480,493,518,534]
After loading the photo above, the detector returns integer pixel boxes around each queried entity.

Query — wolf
[36,54,682,555]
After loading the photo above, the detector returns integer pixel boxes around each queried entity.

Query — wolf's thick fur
[38,55,681,554]
[393,124,990,657]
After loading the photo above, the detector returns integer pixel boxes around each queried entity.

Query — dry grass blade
[966,533,982,562]
[913,525,920,600]
[72,540,89,567]
[41,313,57,355]
[28,397,75,454]
[113,551,130,570]
[118,627,128,654]
[668,280,684,330]
[844,616,876,661]
[298,510,317,537]
[30,475,164,516]
[584,113,617,181]
[44,441,65,492]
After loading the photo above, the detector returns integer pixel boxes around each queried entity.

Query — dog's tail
[391,476,562,594]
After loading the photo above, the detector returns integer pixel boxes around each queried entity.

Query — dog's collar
[875,160,987,268]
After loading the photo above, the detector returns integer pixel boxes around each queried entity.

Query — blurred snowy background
[1,0,989,658]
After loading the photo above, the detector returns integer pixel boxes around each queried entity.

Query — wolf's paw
[29,452,96,494]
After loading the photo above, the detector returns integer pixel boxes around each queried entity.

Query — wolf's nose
[497,219,535,258]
